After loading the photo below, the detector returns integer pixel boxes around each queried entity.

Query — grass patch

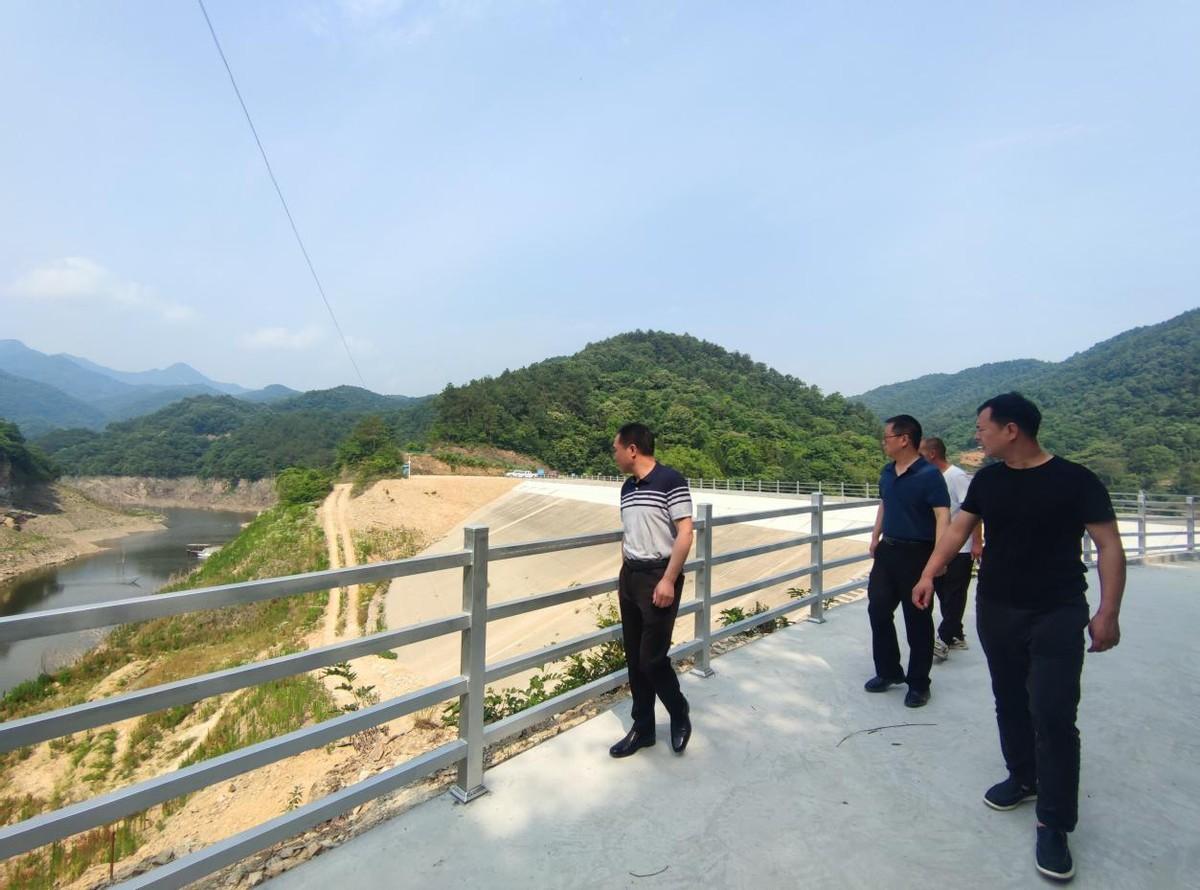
[2,814,148,890]
[121,703,196,776]
[181,676,340,768]
[352,527,426,635]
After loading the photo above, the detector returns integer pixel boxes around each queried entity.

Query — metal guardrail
[576,474,881,498]
[1,486,1195,886]
[0,494,878,887]
[1085,493,1197,562]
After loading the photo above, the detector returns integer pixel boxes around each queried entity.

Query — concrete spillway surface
[382,481,875,692]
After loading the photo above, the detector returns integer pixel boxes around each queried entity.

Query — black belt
[623,557,670,570]
[880,536,933,547]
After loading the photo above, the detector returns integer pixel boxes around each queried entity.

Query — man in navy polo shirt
[608,422,695,758]
[864,414,950,708]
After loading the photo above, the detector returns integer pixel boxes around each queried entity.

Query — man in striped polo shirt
[609,422,695,758]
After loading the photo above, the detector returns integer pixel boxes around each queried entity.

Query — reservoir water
[0,508,252,695]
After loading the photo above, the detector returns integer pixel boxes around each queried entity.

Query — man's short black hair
[884,414,922,450]
[977,392,1042,438]
[616,422,655,456]
[920,436,947,460]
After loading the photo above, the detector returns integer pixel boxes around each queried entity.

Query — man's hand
[1088,611,1121,652]
[652,577,677,608]
[912,576,935,609]
[971,540,983,561]
[869,537,878,557]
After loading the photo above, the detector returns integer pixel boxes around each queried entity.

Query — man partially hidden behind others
[913,392,1126,883]
[609,423,694,758]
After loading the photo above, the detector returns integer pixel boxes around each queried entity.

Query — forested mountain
[34,392,433,480]
[854,309,1199,490]
[434,332,883,481]
[0,370,106,437]
[0,420,57,494]
[34,333,884,482]
[25,314,1197,490]
[855,360,1049,425]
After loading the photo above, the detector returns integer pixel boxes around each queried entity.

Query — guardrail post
[451,525,489,803]
[808,493,826,623]
[691,504,716,678]
[1188,496,1196,553]
[1137,490,1147,558]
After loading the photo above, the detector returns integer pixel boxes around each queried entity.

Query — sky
[1,1,1197,397]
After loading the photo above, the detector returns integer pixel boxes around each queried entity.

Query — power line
[196,0,366,389]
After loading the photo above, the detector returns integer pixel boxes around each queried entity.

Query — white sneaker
[933,639,949,662]
[949,637,969,650]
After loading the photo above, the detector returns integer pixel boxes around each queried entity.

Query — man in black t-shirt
[913,393,1126,884]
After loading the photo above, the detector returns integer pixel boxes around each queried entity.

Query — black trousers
[867,540,935,693]
[977,595,1088,832]
[618,562,688,733]
[934,552,973,644]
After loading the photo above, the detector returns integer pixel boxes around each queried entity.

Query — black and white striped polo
[620,462,693,561]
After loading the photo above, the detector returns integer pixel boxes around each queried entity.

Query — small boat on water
[185,544,222,560]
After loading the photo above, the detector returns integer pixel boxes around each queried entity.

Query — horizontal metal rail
[710,503,816,526]
[821,498,881,512]
[485,624,623,684]
[123,739,468,890]
[0,551,471,644]
[711,564,818,607]
[487,576,618,622]
[489,530,624,561]
[0,677,467,860]
[0,615,469,753]
[710,533,816,566]
[820,524,875,542]
[483,639,703,747]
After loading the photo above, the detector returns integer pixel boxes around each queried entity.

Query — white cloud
[5,257,197,323]
[240,325,326,350]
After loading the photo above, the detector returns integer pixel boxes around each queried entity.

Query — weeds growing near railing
[442,599,626,727]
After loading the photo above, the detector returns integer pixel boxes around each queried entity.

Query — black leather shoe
[670,714,692,754]
[864,675,906,693]
[904,688,930,708]
[609,727,655,758]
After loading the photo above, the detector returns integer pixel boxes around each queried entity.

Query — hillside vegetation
[35,333,887,484]
[433,331,884,481]
[855,308,1200,491]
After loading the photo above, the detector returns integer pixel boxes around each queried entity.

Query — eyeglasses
[881,434,904,441]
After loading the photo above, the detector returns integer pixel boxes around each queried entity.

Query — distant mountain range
[0,340,303,437]
[5,309,1197,492]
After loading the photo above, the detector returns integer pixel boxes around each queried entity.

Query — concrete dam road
[267,561,1200,890]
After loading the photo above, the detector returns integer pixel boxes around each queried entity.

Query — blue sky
[1,1,1197,396]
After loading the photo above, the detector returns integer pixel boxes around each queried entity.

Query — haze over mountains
[0,339,301,437]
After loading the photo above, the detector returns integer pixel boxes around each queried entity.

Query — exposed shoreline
[1,476,273,588]
[1,484,168,588]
